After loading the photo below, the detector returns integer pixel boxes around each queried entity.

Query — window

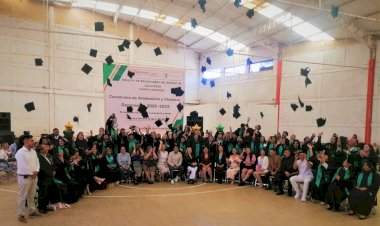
[249,60,274,73]
[225,65,246,76]
[203,69,222,79]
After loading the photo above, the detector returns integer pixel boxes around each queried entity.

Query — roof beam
[146,1,174,30]
[113,3,123,24]
[161,2,198,37]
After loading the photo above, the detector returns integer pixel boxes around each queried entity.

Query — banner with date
[103,64,184,130]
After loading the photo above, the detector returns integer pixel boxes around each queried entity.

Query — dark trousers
[37,176,53,211]
[169,165,184,180]
[215,167,225,183]
[274,172,292,195]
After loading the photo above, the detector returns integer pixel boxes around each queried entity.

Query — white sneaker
[294,193,301,199]
[174,176,179,182]
[301,197,307,202]
[171,180,174,184]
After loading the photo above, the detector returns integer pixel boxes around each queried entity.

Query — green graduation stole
[259,143,264,151]
[180,143,186,152]
[65,165,74,180]
[106,155,116,168]
[58,146,69,155]
[250,141,255,153]
[357,171,373,196]
[195,142,200,158]
[101,141,106,154]
[91,155,99,173]
[236,144,242,154]
[332,167,351,195]
[228,142,234,153]
[277,145,284,156]
[239,129,243,137]
[315,164,330,187]
[128,140,136,154]
[306,149,311,160]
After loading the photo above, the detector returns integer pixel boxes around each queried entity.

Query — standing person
[15,135,41,223]
[37,143,55,214]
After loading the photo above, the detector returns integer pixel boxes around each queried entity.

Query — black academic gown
[326,167,353,209]
[37,153,55,210]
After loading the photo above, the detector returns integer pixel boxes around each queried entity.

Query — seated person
[253,149,269,188]
[117,146,131,183]
[326,159,353,211]
[214,145,226,184]
[142,146,158,184]
[226,148,241,184]
[100,147,121,185]
[309,152,333,203]
[131,145,144,185]
[157,142,169,181]
[168,146,183,184]
[274,149,296,196]
[200,147,213,182]
[0,144,9,170]
[348,161,380,220]
[267,149,281,190]
[290,144,314,202]
[238,148,256,186]
[184,147,198,184]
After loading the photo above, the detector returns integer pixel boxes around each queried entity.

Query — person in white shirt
[15,135,41,223]
[290,144,314,202]
[168,146,183,184]
[253,149,269,188]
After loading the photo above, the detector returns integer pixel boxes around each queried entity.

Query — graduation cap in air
[190,111,198,119]
[127,106,133,113]
[316,117,326,127]
[137,103,149,118]
[227,92,232,99]
[106,78,112,87]
[210,80,215,88]
[105,55,114,65]
[24,102,35,112]
[154,47,162,56]
[155,119,163,128]
[234,0,242,8]
[87,103,92,112]
[35,58,43,66]
[306,105,313,112]
[134,39,142,48]
[73,116,79,122]
[81,63,92,75]
[305,76,312,87]
[298,95,304,108]
[191,18,198,28]
[219,108,226,116]
[118,45,125,52]
[233,104,240,111]
[171,87,185,97]
[233,104,241,119]
[177,103,184,112]
[246,9,254,19]
[201,66,207,73]
[247,58,253,66]
[127,114,131,120]
[127,71,135,79]
[206,57,211,65]
[165,117,170,123]
[198,0,206,13]
[226,48,234,56]
[89,49,97,57]
[300,67,311,76]
[201,78,207,85]
[122,39,131,49]
[290,103,299,112]
[167,124,173,130]
[94,22,104,31]
[260,112,264,119]
[331,5,339,18]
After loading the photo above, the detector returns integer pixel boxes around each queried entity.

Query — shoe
[134,180,138,185]
[348,210,354,215]
[327,206,333,210]
[358,215,366,220]
[294,193,301,199]
[301,197,307,202]
[238,182,245,186]
[38,209,48,214]
[18,216,27,223]
[287,193,293,197]
[265,186,272,190]
[171,180,174,184]
[29,211,42,217]
[276,191,284,195]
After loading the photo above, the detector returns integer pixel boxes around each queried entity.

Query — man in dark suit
[47,128,62,153]
[37,143,55,214]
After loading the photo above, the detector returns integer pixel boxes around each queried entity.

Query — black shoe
[265,186,272,190]
[38,209,48,214]
[238,182,245,186]
[217,180,223,184]
[134,180,138,185]
[327,206,333,210]
[276,191,284,195]
[18,216,27,223]
[287,192,293,197]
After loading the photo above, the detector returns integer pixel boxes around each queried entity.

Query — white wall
[0,5,199,137]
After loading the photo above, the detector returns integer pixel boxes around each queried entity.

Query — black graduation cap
[24,102,35,112]
[191,18,198,28]
[290,103,299,112]
[233,104,240,110]
[227,92,232,99]
[210,80,215,88]
[331,5,339,18]
[219,108,226,116]
[234,0,242,8]
[155,120,163,128]
[73,116,79,122]
[105,55,114,65]
[190,111,198,118]
[226,48,234,56]
[118,45,125,52]
[316,118,326,127]
[94,22,104,31]
[167,124,173,130]
[306,105,313,112]
[87,103,92,112]
[127,71,135,79]
[81,63,92,75]
[154,47,162,56]
[165,117,170,123]
[305,76,312,87]
[233,111,241,119]
[298,95,304,108]
[35,58,43,66]
[260,112,264,119]
[201,66,206,73]
[106,78,112,87]
[201,78,207,85]
[300,67,310,76]
[206,57,211,65]
[171,87,185,97]
[122,39,131,49]
[127,114,131,120]
[134,39,142,48]
[89,49,97,57]
[246,9,254,19]
[127,106,133,113]
[198,0,206,13]
[247,58,253,66]
[177,103,184,112]
[137,103,149,118]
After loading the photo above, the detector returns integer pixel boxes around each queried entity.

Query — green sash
[315,164,330,187]
[91,155,99,173]
[195,143,200,158]
[128,140,136,154]
[228,143,233,153]
[332,167,350,195]
[357,171,373,196]
[277,145,284,156]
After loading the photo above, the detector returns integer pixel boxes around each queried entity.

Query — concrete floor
[0,182,378,226]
